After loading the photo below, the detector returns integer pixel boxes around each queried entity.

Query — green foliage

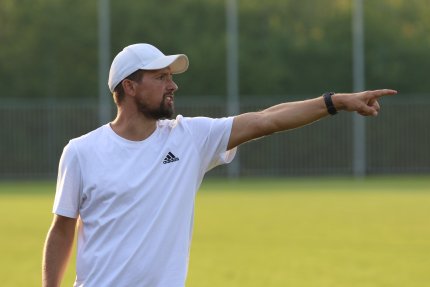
[0,0,429,99]
[0,0,98,99]
[365,0,430,93]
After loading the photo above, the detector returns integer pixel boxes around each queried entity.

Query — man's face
[132,68,178,120]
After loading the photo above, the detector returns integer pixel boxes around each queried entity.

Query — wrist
[322,92,338,115]
[331,93,346,111]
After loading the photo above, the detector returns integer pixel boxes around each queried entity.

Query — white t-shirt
[53,115,236,287]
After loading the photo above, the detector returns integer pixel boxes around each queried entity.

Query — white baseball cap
[108,43,189,93]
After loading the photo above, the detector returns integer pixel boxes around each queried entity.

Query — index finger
[367,89,398,99]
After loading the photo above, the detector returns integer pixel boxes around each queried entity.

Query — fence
[1,96,429,179]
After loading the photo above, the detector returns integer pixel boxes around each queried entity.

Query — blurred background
[1,1,430,286]
[1,0,429,179]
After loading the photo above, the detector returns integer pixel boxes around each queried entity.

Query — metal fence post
[226,0,240,178]
[352,0,366,178]
[98,0,112,125]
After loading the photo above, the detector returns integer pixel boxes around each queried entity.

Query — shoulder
[157,115,211,131]
[158,115,232,130]
[157,115,184,130]
[68,125,106,150]
[158,116,234,144]
[156,116,224,143]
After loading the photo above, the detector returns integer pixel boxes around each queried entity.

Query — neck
[110,107,157,141]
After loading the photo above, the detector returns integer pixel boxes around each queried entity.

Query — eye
[156,73,173,81]
[157,74,169,81]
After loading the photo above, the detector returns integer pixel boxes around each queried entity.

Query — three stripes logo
[163,152,179,164]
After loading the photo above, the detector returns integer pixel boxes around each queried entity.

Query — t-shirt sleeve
[184,116,237,172]
[52,141,82,218]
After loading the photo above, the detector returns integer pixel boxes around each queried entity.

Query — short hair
[113,69,145,105]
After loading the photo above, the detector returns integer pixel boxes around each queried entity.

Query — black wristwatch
[323,92,338,115]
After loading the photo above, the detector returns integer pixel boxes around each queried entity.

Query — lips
[165,94,174,105]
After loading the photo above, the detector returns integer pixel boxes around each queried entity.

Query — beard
[134,94,174,120]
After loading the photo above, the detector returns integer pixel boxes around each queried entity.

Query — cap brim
[143,54,189,74]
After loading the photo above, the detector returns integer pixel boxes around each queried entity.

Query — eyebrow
[153,70,172,77]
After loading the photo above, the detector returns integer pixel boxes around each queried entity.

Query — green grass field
[1,177,429,287]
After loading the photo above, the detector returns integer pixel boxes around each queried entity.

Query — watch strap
[323,92,338,115]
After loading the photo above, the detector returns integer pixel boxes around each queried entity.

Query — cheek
[139,87,165,105]
[145,83,164,94]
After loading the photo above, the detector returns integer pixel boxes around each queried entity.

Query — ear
[122,79,136,97]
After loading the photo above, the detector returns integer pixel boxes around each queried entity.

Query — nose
[168,78,178,93]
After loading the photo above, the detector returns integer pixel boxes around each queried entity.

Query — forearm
[228,96,329,149]
[260,96,328,134]
[42,222,75,287]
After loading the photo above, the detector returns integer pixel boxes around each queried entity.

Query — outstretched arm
[42,215,77,287]
[227,89,397,150]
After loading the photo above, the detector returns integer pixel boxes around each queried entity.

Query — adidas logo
[163,152,179,164]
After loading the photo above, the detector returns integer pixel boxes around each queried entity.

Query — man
[42,43,397,287]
